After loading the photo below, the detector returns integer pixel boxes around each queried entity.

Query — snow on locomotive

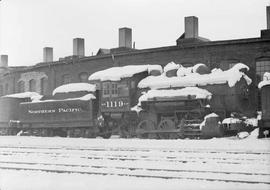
[89,62,254,139]
[134,62,254,139]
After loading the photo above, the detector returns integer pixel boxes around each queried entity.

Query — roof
[88,65,159,82]
[52,83,96,95]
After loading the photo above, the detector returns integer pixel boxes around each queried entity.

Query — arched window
[256,60,270,83]
[61,74,71,85]
[256,59,270,110]
[17,81,25,93]
[0,85,3,96]
[29,79,36,92]
[79,72,88,82]
[40,77,48,95]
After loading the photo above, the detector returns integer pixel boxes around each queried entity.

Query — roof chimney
[119,27,132,48]
[0,55,8,68]
[184,16,198,38]
[73,38,85,57]
[267,6,270,29]
[43,47,53,62]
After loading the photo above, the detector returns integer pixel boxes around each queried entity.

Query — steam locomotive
[0,62,258,139]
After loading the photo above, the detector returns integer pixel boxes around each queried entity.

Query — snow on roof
[52,83,96,95]
[2,92,42,100]
[138,87,212,105]
[163,62,179,73]
[30,94,96,103]
[89,65,160,82]
[258,72,270,89]
[138,63,252,89]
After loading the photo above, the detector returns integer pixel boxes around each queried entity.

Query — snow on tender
[258,72,270,89]
[52,83,96,95]
[30,94,96,103]
[137,87,212,106]
[2,92,43,101]
[88,65,160,82]
[138,63,252,89]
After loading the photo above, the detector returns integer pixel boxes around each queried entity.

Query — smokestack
[73,38,85,57]
[267,6,270,29]
[119,27,132,48]
[184,16,198,38]
[0,55,8,68]
[43,47,53,62]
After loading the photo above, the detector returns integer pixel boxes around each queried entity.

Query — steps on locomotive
[180,119,202,139]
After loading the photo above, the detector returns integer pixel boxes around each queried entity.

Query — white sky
[0,0,269,66]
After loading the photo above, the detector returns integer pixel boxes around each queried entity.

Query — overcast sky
[0,0,269,66]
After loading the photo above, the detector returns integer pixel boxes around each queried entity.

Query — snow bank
[88,65,160,81]
[2,92,42,100]
[139,63,252,89]
[30,94,96,103]
[52,83,96,95]
[258,72,270,89]
[137,87,212,106]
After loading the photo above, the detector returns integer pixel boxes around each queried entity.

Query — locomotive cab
[88,65,160,137]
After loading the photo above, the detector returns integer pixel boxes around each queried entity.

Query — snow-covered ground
[0,136,270,190]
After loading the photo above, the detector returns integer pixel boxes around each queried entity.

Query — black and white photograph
[0,0,270,189]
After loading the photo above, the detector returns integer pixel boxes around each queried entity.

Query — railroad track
[0,160,270,185]
[0,144,270,186]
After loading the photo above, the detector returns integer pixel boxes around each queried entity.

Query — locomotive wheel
[157,119,178,139]
[136,120,158,139]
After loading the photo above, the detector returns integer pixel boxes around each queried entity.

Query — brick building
[0,7,270,110]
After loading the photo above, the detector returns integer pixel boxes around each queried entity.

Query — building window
[0,85,3,96]
[256,60,270,110]
[111,83,118,96]
[40,77,48,95]
[62,74,71,85]
[102,82,110,97]
[256,60,270,82]
[79,72,88,82]
[29,79,36,92]
[5,83,9,95]
[17,81,25,93]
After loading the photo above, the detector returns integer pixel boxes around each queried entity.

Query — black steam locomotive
[0,63,258,139]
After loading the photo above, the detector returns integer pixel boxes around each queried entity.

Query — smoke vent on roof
[185,16,198,39]
[267,6,270,30]
[43,47,53,62]
[0,55,8,68]
[73,38,85,57]
[119,27,132,48]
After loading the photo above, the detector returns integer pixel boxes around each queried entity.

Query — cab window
[102,82,110,97]
[111,83,118,97]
